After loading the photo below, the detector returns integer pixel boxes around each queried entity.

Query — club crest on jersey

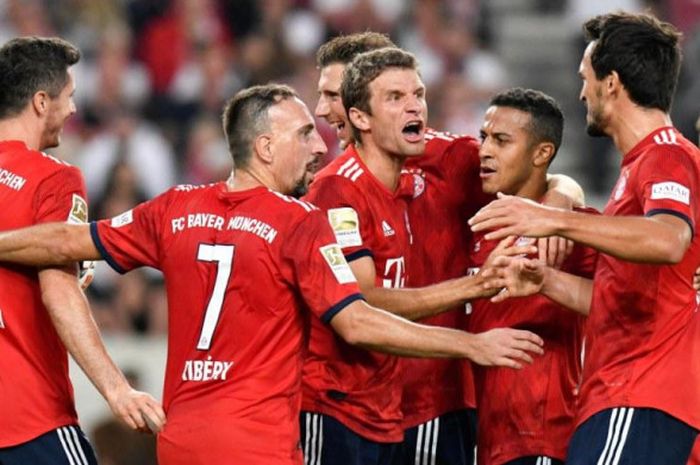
[320,244,356,284]
[382,220,395,237]
[613,169,629,201]
[67,194,88,224]
[111,209,134,228]
[650,181,690,205]
[328,207,362,247]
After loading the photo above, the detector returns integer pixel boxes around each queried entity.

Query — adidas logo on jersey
[382,221,395,236]
[653,129,678,145]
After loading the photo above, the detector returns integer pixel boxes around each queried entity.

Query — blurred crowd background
[1,0,696,463]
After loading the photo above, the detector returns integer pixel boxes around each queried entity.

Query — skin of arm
[348,237,536,321]
[0,223,100,265]
[329,299,544,369]
[470,194,691,264]
[539,173,585,267]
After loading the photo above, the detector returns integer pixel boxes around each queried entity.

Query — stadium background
[1,0,696,463]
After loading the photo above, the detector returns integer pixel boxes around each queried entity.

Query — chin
[586,122,607,138]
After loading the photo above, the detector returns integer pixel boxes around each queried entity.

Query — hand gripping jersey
[400,129,492,428]
[581,127,700,430]
[91,183,362,465]
[467,208,598,465]
[301,146,414,442]
[0,140,88,446]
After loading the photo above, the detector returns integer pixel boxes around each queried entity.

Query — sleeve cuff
[645,209,694,237]
[344,249,373,263]
[89,222,127,274]
[321,293,365,324]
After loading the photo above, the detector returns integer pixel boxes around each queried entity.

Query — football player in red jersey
[471,12,700,465]
[309,33,585,465]
[468,88,599,465]
[0,37,164,465]
[0,83,544,465]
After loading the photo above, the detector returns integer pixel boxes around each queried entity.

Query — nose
[315,96,329,119]
[579,86,586,103]
[311,129,327,157]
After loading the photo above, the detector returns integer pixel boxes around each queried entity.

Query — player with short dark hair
[0,83,544,465]
[0,36,164,465]
[470,12,700,465]
[469,88,598,465]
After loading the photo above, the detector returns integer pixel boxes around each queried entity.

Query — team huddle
[0,9,699,465]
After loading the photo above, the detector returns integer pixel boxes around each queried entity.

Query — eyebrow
[298,123,315,135]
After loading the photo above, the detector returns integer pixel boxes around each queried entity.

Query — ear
[348,107,370,134]
[606,71,622,97]
[253,134,274,164]
[533,141,555,167]
[32,91,49,116]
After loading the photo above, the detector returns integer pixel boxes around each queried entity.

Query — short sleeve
[33,166,88,224]
[281,209,364,324]
[303,176,373,262]
[90,192,169,273]
[637,147,699,233]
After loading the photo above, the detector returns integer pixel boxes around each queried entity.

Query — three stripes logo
[653,129,678,145]
[336,158,364,182]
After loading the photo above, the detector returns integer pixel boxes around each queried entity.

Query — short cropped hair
[583,12,682,112]
[341,48,418,143]
[222,83,298,168]
[0,36,80,119]
[490,87,564,162]
[316,32,396,68]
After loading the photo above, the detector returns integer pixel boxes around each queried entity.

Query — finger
[490,288,510,303]
[484,227,518,241]
[538,237,547,263]
[502,245,537,257]
[547,236,558,267]
[496,357,522,369]
[470,216,512,233]
[514,330,544,346]
[141,408,163,434]
[508,349,533,365]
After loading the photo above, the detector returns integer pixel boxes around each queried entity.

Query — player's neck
[0,115,42,151]
[513,174,547,202]
[609,105,672,156]
[227,168,273,193]
[354,142,406,192]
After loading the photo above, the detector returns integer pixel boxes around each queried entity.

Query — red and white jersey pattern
[301,146,414,442]
[581,126,700,430]
[400,129,493,427]
[0,140,88,446]
[91,183,362,465]
[468,207,598,465]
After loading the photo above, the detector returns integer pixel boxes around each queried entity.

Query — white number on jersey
[196,244,235,350]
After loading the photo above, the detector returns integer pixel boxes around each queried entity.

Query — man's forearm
[0,223,100,266]
[540,267,593,315]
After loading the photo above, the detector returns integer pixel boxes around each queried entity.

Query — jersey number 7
[196,243,235,351]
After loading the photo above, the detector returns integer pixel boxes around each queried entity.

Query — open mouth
[402,120,424,142]
[479,166,497,178]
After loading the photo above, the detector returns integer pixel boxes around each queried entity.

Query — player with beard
[0,37,164,465]
[309,33,585,465]
[0,83,544,465]
[470,12,700,465]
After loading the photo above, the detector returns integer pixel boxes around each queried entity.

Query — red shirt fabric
[301,146,414,442]
[0,140,87,446]
[92,183,362,465]
[468,208,598,465]
[400,130,492,428]
[581,126,700,430]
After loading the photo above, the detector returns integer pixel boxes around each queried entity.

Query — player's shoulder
[29,149,81,178]
[641,127,699,161]
[314,148,367,185]
[265,189,319,216]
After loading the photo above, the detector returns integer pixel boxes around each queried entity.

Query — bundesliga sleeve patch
[650,182,690,205]
[327,207,362,247]
[111,209,134,228]
[67,194,88,224]
[319,244,357,284]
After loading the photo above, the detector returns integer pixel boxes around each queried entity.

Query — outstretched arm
[0,223,100,265]
[39,265,166,433]
[470,194,691,264]
[330,299,544,369]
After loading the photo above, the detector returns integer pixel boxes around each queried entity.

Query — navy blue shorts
[566,407,698,465]
[300,411,400,465]
[0,425,97,465]
[398,408,477,465]
[504,457,563,465]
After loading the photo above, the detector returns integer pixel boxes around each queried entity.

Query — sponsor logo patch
[67,194,88,224]
[650,181,690,205]
[320,244,356,284]
[111,209,134,228]
[328,207,362,247]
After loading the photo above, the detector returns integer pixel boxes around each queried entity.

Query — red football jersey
[400,130,492,428]
[301,146,414,442]
[581,127,700,430]
[91,183,362,465]
[0,140,88,446]
[467,208,598,465]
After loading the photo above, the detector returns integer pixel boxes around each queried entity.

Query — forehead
[318,63,346,91]
[369,67,423,93]
[268,97,314,128]
[482,105,531,134]
[579,42,596,74]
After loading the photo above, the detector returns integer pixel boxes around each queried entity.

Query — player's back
[0,140,84,446]
[93,183,361,465]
